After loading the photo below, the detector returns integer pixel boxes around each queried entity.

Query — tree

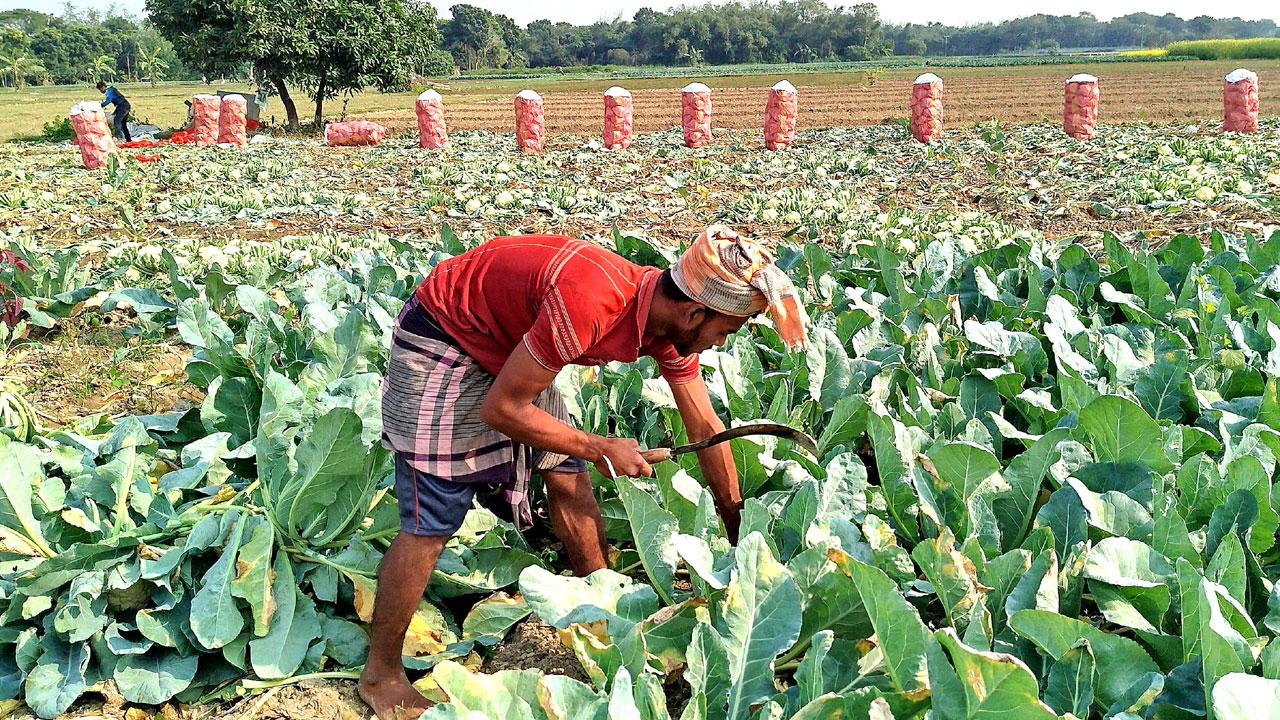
[302,0,440,126]
[148,0,318,128]
[0,54,44,90]
[88,52,114,82]
[136,44,168,86]
[441,4,498,71]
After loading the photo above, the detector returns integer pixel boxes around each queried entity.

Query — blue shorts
[394,454,589,536]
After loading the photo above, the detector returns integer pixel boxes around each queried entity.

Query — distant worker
[96,81,132,142]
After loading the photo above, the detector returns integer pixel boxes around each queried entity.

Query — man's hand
[589,436,653,478]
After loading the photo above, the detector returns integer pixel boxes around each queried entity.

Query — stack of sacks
[69,101,116,170]
[910,73,943,143]
[603,86,633,149]
[681,82,712,148]
[192,94,221,146]
[217,94,248,146]
[416,89,448,149]
[1223,68,1259,133]
[324,120,387,147]
[763,80,798,151]
[514,90,545,153]
[1063,74,1100,141]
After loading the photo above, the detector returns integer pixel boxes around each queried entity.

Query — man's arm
[670,376,742,542]
[479,341,653,477]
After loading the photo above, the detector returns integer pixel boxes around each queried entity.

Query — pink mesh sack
[910,74,943,143]
[764,80,798,151]
[1224,68,1259,134]
[69,101,116,170]
[1063,74,1100,141]
[515,90,545,154]
[192,94,221,146]
[217,94,248,146]
[324,120,387,147]
[681,82,712,148]
[603,86,633,150]
[416,89,448,149]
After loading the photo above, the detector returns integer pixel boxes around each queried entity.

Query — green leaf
[1177,559,1255,716]
[113,649,199,705]
[687,622,731,720]
[200,375,261,451]
[462,592,530,643]
[868,413,924,544]
[1136,353,1189,422]
[519,567,659,638]
[250,550,321,679]
[281,408,384,545]
[189,513,247,650]
[936,628,1058,720]
[1009,609,1159,707]
[806,328,852,412]
[1211,673,1280,719]
[993,428,1069,551]
[719,533,802,720]
[24,636,91,719]
[1078,395,1172,472]
[1043,640,1095,717]
[430,660,540,720]
[617,478,681,605]
[0,436,55,557]
[1083,537,1174,632]
[829,550,929,694]
[536,673,606,720]
[229,517,276,637]
[912,530,984,631]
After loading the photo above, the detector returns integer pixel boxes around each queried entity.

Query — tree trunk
[313,67,327,128]
[269,72,298,129]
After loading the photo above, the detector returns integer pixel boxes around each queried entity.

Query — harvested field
[361,61,1280,137]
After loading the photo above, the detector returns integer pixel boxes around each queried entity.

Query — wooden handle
[640,448,674,464]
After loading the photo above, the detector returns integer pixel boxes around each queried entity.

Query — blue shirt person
[95,81,132,142]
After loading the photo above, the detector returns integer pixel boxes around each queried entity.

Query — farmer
[96,81,131,142]
[358,225,809,719]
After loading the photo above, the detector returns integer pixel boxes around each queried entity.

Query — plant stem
[241,669,362,690]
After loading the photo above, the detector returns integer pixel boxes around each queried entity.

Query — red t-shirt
[415,235,700,384]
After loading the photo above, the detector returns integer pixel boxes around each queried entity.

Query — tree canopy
[145,0,440,128]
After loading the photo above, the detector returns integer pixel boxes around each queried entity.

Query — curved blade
[670,422,817,456]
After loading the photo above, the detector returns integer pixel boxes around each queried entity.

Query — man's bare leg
[358,532,449,720]
[542,470,608,576]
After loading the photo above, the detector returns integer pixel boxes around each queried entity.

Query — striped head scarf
[671,225,810,351]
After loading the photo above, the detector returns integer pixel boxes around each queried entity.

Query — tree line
[0,7,188,90]
[439,2,1277,69]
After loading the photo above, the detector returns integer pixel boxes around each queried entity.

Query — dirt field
[361,60,1280,136]
[3,59,1277,141]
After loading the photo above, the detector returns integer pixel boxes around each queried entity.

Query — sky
[2,0,1277,27]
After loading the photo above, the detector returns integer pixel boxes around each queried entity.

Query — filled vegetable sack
[1063,73,1099,141]
[682,82,712,148]
[763,79,798,151]
[192,94,221,146]
[1223,68,1259,134]
[514,89,545,154]
[324,120,387,147]
[69,101,116,170]
[416,89,448,149]
[603,86,633,149]
[910,74,943,143]
[217,94,248,146]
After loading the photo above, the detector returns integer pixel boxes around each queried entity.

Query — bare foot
[358,669,431,720]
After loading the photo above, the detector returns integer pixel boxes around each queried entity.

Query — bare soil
[363,61,1280,137]
[13,312,200,426]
